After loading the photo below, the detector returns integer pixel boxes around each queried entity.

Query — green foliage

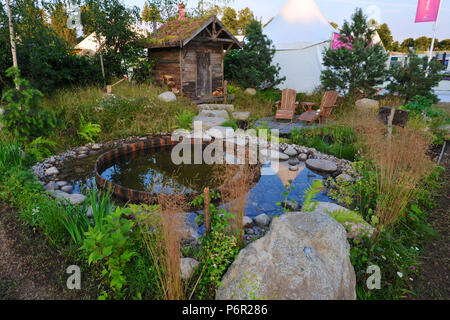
[25,137,56,162]
[327,208,366,225]
[221,119,238,131]
[0,142,24,172]
[78,113,101,143]
[174,110,195,130]
[398,95,449,123]
[302,180,324,212]
[387,49,444,103]
[1,68,58,142]
[290,125,358,161]
[276,180,296,213]
[60,202,91,246]
[224,20,285,89]
[81,207,137,299]
[321,8,388,97]
[195,206,240,300]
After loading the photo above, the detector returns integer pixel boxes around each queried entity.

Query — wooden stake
[204,187,211,234]
[387,108,396,139]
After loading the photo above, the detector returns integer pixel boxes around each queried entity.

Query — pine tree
[321,8,388,98]
[224,20,285,89]
[387,48,444,103]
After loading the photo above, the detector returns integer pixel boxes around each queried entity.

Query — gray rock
[192,116,228,130]
[45,181,59,191]
[254,214,270,227]
[180,258,200,280]
[216,211,356,300]
[48,190,71,202]
[45,166,59,176]
[86,206,94,218]
[0,107,4,115]
[306,159,338,173]
[243,216,253,228]
[91,143,102,150]
[78,146,89,152]
[289,165,299,172]
[158,91,177,102]
[198,104,235,112]
[198,110,230,119]
[355,98,379,111]
[336,173,354,183]
[284,146,298,157]
[69,193,87,205]
[78,154,88,159]
[298,153,308,162]
[232,112,250,121]
[288,159,300,166]
[61,185,74,194]
[56,181,69,187]
[244,88,257,95]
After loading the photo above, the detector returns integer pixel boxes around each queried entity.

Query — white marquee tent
[264,0,336,94]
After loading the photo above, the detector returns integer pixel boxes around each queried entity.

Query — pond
[59,143,334,220]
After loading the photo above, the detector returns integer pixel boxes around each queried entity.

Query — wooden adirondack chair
[275,89,299,121]
[297,90,339,124]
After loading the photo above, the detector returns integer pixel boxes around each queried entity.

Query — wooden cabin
[146,16,242,102]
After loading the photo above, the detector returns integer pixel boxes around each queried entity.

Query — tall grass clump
[345,109,435,228]
[141,195,185,300]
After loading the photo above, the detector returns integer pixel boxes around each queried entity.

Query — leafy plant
[60,202,91,245]
[1,67,58,142]
[221,119,238,131]
[25,137,56,162]
[302,180,324,212]
[399,95,449,123]
[78,113,101,143]
[0,142,24,172]
[174,110,195,130]
[80,207,136,299]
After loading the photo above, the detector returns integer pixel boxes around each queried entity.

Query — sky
[126,0,450,42]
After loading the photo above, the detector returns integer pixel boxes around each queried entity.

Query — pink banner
[332,33,352,50]
[415,0,441,23]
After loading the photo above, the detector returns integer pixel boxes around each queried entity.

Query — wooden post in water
[204,187,211,234]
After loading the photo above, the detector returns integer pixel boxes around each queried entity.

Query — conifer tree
[321,8,388,98]
[224,20,284,89]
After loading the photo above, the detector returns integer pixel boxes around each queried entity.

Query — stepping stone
[232,112,250,121]
[288,159,300,166]
[197,104,234,112]
[45,181,59,191]
[56,181,69,187]
[298,153,308,161]
[192,116,227,130]
[48,190,71,202]
[289,165,299,171]
[306,159,338,173]
[198,110,229,119]
[206,126,235,139]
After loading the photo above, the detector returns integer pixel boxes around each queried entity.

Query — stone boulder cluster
[192,104,250,130]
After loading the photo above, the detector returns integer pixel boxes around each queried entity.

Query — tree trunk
[5,0,19,89]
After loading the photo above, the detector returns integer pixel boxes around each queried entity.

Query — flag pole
[428,0,442,63]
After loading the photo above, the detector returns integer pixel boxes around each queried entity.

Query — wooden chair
[297,90,339,124]
[275,89,299,121]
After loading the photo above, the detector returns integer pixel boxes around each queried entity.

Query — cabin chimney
[178,3,185,20]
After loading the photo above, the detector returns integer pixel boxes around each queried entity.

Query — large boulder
[180,258,200,280]
[355,98,379,112]
[158,91,177,103]
[232,112,250,121]
[216,211,356,300]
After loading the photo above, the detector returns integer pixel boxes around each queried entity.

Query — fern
[25,137,56,162]
[302,180,324,212]
[78,113,101,143]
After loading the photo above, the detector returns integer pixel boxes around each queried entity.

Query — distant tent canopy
[263,0,337,94]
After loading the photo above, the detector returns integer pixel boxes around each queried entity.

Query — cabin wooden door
[196,52,211,97]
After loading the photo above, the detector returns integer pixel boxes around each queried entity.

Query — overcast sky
[126,0,450,42]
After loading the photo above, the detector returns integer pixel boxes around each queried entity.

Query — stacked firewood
[159,75,179,94]
[213,87,223,96]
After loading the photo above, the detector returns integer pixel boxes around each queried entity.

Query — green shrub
[1,68,58,143]
[25,137,56,162]
[221,119,238,131]
[0,142,24,172]
[174,110,195,130]
[399,95,449,123]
